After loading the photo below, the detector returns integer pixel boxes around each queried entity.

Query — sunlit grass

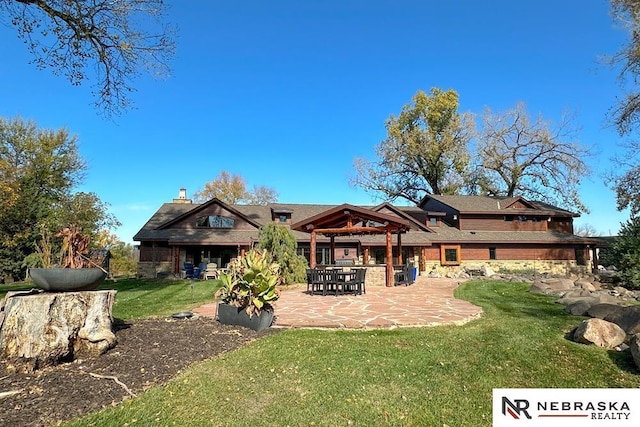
[64,280,640,427]
[0,278,217,320]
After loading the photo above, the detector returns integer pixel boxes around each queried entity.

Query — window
[440,245,460,265]
[428,217,438,226]
[504,215,514,222]
[196,215,235,228]
[489,247,497,260]
[279,215,287,223]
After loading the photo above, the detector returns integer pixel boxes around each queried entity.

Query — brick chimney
[172,188,192,204]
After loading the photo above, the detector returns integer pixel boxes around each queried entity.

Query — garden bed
[0,316,278,427]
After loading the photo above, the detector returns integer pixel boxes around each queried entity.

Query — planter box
[217,303,274,331]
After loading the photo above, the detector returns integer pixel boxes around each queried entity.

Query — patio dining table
[311,269,358,296]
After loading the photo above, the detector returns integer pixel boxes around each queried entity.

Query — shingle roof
[421,194,578,217]
[134,200,590,246]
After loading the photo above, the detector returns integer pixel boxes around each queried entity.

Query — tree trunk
[0,289,117,369]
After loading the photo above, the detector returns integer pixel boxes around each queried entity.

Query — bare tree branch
[1,0,175,116]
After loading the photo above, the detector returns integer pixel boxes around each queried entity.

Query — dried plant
[56,224,91,268]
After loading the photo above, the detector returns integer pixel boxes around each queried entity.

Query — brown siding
[549,218,573,233]
[460,244,577,261]
[423,246,440,261]
[139,244,172,262]
[461,215,547,232]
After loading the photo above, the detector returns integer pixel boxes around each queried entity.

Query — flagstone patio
[194,276,483,329]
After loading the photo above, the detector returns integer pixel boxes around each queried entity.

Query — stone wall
[423,259,590,277]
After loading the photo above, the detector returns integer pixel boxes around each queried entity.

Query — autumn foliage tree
[352,88,474,204]
[193,171,278,205]
[0,117,119,282]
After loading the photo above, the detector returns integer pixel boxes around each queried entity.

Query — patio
[194,276,483,329]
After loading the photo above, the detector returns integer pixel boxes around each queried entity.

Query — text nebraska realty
[504,397,631,420]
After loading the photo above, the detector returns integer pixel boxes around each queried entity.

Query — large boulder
[630,335,640,370]
[538,278,576,292]
[573,318,626,348]
[565,300,595,316]
[603,305,640,335]
[587,303,625,320]
[575,279,596,292]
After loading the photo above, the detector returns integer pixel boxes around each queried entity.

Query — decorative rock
[587,303,625,320]
[538,278,575,292]
[630,335,640,370]
[565,300,594,316]
[575,280,596,292]
[573,318,626,348]
[603,306,640,335]
[0,290,117,369]
[481,265,496,277]
[529,283,547,294]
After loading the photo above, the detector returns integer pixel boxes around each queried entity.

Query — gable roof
[291,203,412,235]
[157,198,263,230]
[419,194,578,217]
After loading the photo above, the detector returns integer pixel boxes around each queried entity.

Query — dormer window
[279,215,287,223]
[196,215,235,228]
[428,217,438,227]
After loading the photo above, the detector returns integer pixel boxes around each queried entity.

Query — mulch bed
[0,315,279,427]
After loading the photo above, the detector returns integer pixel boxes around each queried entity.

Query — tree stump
[0,289,117,369]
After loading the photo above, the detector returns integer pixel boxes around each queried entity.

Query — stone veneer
[423,259,590,276]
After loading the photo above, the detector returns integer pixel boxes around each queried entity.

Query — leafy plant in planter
[212,249,282,330]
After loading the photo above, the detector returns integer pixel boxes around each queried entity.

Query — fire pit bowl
[28,268,107,292]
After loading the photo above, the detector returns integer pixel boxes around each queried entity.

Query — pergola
[291,204,412,287]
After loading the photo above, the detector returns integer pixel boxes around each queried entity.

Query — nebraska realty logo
[492,389,639,426]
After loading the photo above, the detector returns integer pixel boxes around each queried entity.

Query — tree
[602,216,640,289]
[193,170,278,205]
[574,223,601,237]
[108,241,137,277]
[351,88,474,204]
[607,140,640,216]
[608,0,640,135]
[0,116,118,282]
[0,0,175,115]
[257,223,307,285]
[473,102,591,213]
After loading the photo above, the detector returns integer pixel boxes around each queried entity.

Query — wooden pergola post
[310,230,317,268]
[397,233,403,266]
[386,227,393,287]
[330,236,336,265]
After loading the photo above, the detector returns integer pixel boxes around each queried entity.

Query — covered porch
[291,204,412,287]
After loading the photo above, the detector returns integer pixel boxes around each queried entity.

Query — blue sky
[0,0,632,243]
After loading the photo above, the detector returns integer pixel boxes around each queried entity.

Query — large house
[133,189,601,285]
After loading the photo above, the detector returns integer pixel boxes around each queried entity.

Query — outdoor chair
[343,268,366,295]
[183,262,195,279]
[394,265,414,286]
[306,269,324,295]
[203,263,218,280]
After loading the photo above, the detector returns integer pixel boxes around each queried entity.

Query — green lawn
[0,278,217,319]
[61,280,640,427]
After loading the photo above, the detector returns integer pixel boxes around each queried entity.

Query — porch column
[330,235,336,265]
[386,227,393,287]
[397,232,403,266]
[310,231,317,268]
[591,246,598,274]
[363,247,370,265]
[173,246,180,275]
